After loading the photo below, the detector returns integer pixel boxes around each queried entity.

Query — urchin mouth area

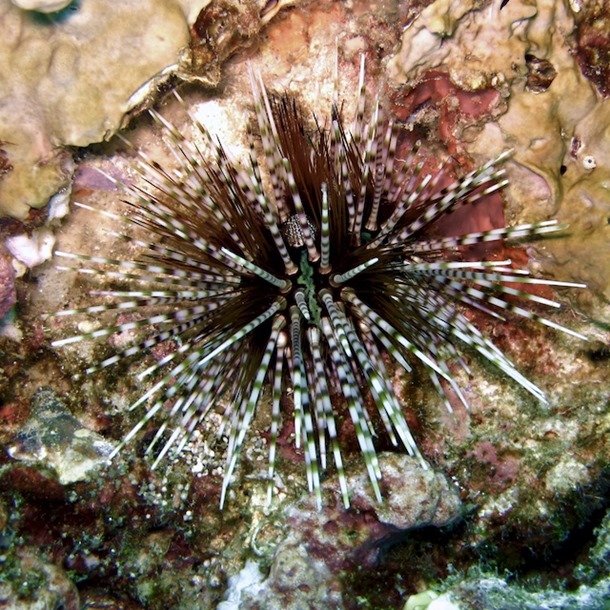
[277,241,382,320]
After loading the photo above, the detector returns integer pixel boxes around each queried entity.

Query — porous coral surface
[0,1,609,609]
[0,0,290,219]
[0,0,201,218]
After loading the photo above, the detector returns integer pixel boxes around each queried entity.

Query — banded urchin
[51,59,586,509]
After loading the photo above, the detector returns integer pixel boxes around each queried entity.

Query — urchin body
[52,60,585,508]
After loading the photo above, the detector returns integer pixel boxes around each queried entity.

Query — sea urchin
[51,59,586,508]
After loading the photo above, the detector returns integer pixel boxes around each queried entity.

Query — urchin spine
[51,57,587,509]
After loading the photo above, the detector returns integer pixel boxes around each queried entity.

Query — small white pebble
[11,0,72,13]
[428,594,461,610]
[5,229,55,269]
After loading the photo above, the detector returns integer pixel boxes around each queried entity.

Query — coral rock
[7,386,114,485]
[237,456,462,610]
[0,552,80,610]
[0,0,227,218]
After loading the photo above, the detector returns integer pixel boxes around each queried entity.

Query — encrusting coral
[388,0,610,308]
[0,0,294,219]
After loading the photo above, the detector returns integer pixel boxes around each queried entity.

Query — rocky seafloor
[0,0,609,608]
